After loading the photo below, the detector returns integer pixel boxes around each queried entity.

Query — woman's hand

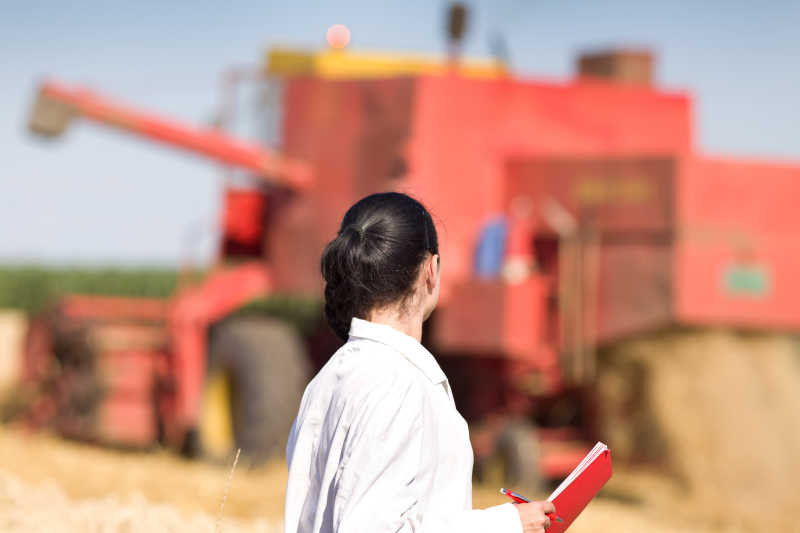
[514,500,557,533]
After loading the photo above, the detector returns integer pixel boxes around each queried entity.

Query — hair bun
[321,192,438,340]
[341,224,364,241]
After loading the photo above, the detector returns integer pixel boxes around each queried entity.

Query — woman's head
[321,192,440,340]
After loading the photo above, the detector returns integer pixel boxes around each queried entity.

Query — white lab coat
[284,318,522,533]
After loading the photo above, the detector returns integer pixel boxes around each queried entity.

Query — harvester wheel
[204,316,309,464]
[497,419,542,491]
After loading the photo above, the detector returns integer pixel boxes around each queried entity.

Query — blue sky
[2,1,798,265]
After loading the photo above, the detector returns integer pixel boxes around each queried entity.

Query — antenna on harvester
[446,2,469,64]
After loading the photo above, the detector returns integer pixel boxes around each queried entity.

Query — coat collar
[348,317,447,385]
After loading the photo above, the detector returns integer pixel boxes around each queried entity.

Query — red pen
[499,488,564,523]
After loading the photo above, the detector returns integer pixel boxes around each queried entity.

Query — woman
[285,192,554,533]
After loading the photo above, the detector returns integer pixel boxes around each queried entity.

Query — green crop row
[0,266,178,313]
[232,294,323,336]
[0,267,324,335]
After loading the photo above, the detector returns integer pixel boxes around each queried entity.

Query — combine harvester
[21,11,800,487]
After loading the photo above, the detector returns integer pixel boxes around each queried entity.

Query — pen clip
[499,487,530,503]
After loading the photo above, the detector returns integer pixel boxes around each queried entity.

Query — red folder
[546,442,612,532]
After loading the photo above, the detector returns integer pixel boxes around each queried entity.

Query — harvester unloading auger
[22,36,800,488]
[29,80,312,189]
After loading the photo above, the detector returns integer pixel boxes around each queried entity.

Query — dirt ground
[0,428,713,533]
[0,328,798,531]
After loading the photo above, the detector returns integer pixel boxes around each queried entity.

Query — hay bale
[597,329,800,530]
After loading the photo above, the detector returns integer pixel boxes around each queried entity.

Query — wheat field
[1,328,798,532]
[0,428,720,533]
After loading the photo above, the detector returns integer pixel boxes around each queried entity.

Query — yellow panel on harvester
[265,47,507,79]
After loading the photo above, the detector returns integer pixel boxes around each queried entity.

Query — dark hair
[321,192,439,340]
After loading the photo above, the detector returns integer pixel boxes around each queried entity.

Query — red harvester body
[22,46,800,481]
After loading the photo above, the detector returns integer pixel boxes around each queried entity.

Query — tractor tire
[205,316,310,464]
[497,419,543,491]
